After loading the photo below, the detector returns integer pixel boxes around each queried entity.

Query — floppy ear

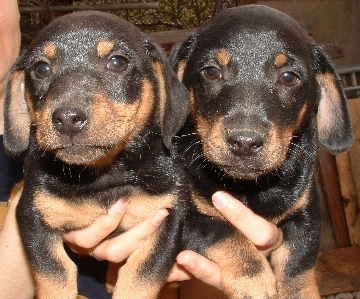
[169,33,197,82]
[144,38,190,149]
[314,46,352,154]
[3,59,31,155]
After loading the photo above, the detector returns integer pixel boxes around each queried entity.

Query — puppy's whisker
[182,139,202,156]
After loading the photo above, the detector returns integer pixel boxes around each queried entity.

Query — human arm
[0,190,35,299]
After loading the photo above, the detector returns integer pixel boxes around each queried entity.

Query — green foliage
[18,0,255,48]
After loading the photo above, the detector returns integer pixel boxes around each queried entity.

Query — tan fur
[34,79,155,166]
[271,244,320,298]
[266,126,293,167]
[7,71,31,141]
[192,193,224,219]
[34,190,104,229]
[153,62,166,127]
[316,73,343,139]
[295,103,309,128]
[216,49,230,66]
[43,42,57,59]
[176,60,186,82]
[35,239,77,299]
[120,193,177,230]
[96,40,115,58]
[205,232,276,298]
[189,88,196,115]
[274,53,289,68]
[113,233,162,299]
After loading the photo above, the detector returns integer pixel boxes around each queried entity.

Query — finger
[90,208,169,263]
[166,262,192,283]
[64,199,128,251]
[212,191,283,255]
[175,250,222,290]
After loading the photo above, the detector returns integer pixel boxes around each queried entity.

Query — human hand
[167,191,283,290]
[63,200,169,263]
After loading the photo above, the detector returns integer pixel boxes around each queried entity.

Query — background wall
[259,0,360,67]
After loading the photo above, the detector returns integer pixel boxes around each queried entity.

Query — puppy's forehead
[196,31,287,68]
[32,12,145,60]
[194,6,312,65]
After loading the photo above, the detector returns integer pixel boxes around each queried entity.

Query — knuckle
[103,245,125,263]
[101,217,117,232]
[255,227,277,247]
[71,234,95,249]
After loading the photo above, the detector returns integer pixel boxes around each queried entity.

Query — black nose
[52,107,87,136]
[227,131,264,157]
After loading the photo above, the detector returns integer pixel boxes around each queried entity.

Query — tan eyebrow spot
[274,53,289,68]
[43,43,56,59]
[97,40,115,58]
[216,49,230,66]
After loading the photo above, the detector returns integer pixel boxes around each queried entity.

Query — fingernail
[182,258,195,270]
[112,199,128,212]
[151,209,169,226]
[212,191,229,209]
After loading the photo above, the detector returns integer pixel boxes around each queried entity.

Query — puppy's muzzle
[52,107,88,137]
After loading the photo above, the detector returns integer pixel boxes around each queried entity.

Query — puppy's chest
[26,153,177,232]
[31,186,177,232]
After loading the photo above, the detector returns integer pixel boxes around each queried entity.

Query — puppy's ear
[169,33,197,82]
[3,58,31,155]
[144,38,190,149]
[314,46,352,154]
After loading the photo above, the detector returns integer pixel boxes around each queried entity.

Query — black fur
[171,5,352,299]
[4,11,189,299]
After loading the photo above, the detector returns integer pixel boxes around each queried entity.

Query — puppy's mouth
[203,147,287,180]
[216,162,279,180]
[54,145,119,166]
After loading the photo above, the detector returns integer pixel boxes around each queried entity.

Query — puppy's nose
[227,132,264,157]
[52,107,87,136]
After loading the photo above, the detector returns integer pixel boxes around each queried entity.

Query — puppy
[3,11,190,299]
[171,5,352,299]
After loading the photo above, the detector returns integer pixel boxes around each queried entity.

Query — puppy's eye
[34,62,52,78]
[278,72,298,86]
[107,56,128,73]
[202,67,222,80]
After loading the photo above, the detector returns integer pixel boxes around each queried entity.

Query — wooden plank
[148,29,196,51]
[336,98,360,246]
[19,3,160,13]
[318,147,351,247]
[316,246,360,295]
[0,202,9,229]
[336,150,360,246]
[0,182,22,229]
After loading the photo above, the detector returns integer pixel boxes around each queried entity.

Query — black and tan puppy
[3,11,190,299]
[171,5,352,299]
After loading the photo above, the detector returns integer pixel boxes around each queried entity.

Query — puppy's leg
[34,238,78,299]
[21,232,78,299]
[272,243,319,299]
[113,216,182,299]
[17,203,78,298]
[271,194,321,299]
[206,231,277,299]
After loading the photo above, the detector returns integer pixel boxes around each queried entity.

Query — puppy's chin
[205,153,284,181]
[55,146,117,166]
[219,165,280,180]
